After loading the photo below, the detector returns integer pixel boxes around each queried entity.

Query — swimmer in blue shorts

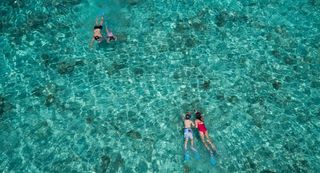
[182,112,197,151]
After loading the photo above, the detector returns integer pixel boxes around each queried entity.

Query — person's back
[184,119,194,129]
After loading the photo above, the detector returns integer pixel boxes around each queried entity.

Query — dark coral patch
[57,62,75,74]
[202,80,211,90]
[272,80,281,90]
[133,67,144,76]
[100,155,111,173]
[0,96,14,117]
[45,94,55,107]
[215,11,228,27]
[126,130,142,139]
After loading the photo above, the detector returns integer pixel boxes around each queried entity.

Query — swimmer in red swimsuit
[195,111,217,155]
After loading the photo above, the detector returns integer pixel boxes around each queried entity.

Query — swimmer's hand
[181,114,186,121]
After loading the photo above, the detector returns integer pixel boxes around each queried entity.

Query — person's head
[94,36,100,40]
[195,112,203,121]
[185,112,191,120]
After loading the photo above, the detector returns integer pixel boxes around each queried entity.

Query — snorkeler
[106,26,117,43]
[195,111,217,155]
[182,112,197,151]
[89,16,104,47]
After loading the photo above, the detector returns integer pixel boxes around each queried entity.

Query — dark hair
[185,113,191,120]
[195,112,202,121]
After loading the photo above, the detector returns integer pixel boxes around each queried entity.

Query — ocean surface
[1,0,320,172]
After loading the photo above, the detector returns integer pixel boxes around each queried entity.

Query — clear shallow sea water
[1,0,320,172]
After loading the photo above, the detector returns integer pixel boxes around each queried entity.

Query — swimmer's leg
[200,132,212,153]
[190,138,196,151]
[205,132,217,152]
[95,17,99,25]
[100,16,104,26]
[184,138,188,151]
[190,138,200,160]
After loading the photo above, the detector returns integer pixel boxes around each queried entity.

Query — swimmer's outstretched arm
[181,114,185,121]
[105,26,109,33]
[105,27,109,43]
[191,121,195,127]
[89,37,94,48]
[106,26,117,40]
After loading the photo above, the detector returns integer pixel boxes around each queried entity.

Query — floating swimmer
[182,112,200,161]
[195,111,217,152]
[90,16,105,47]
[106,26,117,43]
[195,111,218,166]
[89,14,117,47]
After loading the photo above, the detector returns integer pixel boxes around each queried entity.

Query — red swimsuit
[197,121,207,133]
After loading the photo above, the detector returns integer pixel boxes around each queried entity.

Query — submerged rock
[272,80,281,90]
[133,67,144,76]
[7,0,25,8]
[47,0,82,6]
[175,21,190,33]
[40,53,59,68]
[260,170,276,173]
[183,165,191,173]
[135,161,148,173]
[75,60,85,66]
[215,11,228,27]
[257,147,274,158]
[101,155,111,172]
[310,0,320,6]
[27,13,49,29]
[65,0,82,5]
[57,62,75,74]
[126,130,142,139]
[227,95,239,104]
[110,153,125,172]
[86,116,94,124]
[283,56,297,65]
[311,81,320,88]
[190,19,206,31]
[185,37,197,48]
[0,96,5,116]
[202,80,211,90]
[271,50,281,58]
[112,62,127,70]
[216,92,225,101]
[215,11,249,27]
[45,94,55,107]
[107,62,127,76]
[41,54,51,67]
[246,157,256,169]
[0,96,14,117]
[128,0,140,5]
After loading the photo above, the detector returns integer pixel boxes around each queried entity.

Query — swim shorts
[94,25,103,30]
[184,128,193,139]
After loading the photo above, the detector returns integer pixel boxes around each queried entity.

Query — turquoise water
[1,0,320,172]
